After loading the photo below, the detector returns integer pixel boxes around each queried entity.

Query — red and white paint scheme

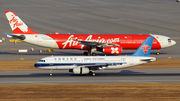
[5,11,176,55]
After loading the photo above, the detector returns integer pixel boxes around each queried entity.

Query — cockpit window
[39,60,45,62]
[168,39,172,43]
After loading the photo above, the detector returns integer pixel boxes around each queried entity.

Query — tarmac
[0,68,180,85]
[0,0,180,61]
[0,0,180,84]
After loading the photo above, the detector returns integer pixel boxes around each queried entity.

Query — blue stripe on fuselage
[34,62,127,68]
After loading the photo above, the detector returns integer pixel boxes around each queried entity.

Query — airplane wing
[76,63,109,70]
[78,41,119,48]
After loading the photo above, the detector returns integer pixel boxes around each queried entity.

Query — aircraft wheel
[89,71,95,76]
[84,52,88,55]
[89,71,92,75]
[92,72,96,76]
[156,52,160,55]
[87,52,91,56]
[50,69,53,76]
[92,53,96,56]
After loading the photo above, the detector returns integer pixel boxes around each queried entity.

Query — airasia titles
[62,35,120,49]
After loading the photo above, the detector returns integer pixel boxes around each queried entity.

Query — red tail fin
[5,11,39,34]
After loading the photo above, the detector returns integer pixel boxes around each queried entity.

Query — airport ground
[0,0,180,100]
[0,83,180,101]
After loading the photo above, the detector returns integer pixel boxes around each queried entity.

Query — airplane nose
[34,62,39,68]
[171,40,176,46]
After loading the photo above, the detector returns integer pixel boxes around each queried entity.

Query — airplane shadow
[1,70,180,77]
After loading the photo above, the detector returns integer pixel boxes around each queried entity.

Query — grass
[0,83,180,101]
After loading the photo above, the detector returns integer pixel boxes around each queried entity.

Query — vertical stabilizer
[131,37,154,57]
[5,11,39,34]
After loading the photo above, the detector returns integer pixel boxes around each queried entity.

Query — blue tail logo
[131,37,154,57]
[141,45,150,53]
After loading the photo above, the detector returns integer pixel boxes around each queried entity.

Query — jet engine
[103,46,122,55]
[71,67,89,74]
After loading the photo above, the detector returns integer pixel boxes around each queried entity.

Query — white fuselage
[34,56,156,70]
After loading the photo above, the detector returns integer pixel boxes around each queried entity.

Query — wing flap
[79,41,119,48]
[77,63,108,68]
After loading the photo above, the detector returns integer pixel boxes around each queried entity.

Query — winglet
[131,37,154,57]
[4,11,39,34]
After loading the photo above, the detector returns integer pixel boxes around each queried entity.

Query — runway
[0,0,179,61]
[0,0,180,86]
[0,68,180,85]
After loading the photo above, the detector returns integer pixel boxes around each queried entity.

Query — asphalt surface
[0,68,180,85]
[0,0,180,85]
[0,0,180,61]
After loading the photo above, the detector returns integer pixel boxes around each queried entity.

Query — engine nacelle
[103,46,122,55]
[72,67,89,74]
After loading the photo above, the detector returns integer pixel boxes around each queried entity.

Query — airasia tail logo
[141,45,150,53]
[9,16,23,28]
[7,12,28,33]
[111,47,119,54]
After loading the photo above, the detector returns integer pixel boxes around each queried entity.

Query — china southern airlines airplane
[35,37,156,76]
[5,11,176,55]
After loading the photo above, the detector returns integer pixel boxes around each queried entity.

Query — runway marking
[20,58,24,60]
[11,48,18,50]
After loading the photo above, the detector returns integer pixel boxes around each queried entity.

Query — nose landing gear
[49,69,53,76]
[156,49,161,55]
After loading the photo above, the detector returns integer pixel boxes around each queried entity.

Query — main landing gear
[156,49,161,55]
[84,47,97,56]
[84,51,96,56]
[89,70,96,76]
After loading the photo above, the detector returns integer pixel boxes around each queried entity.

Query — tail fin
[131,37,154,57]
[5,11,39,34]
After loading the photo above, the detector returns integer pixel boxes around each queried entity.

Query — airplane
[5,11,176,55]
[34,36,156,76]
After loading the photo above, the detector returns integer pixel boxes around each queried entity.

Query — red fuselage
[46,34,161,50]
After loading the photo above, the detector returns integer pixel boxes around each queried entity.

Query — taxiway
[0,68,180,85]
[0,0,179,86]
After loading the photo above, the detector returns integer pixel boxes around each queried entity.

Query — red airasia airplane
[5,11,176,56]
